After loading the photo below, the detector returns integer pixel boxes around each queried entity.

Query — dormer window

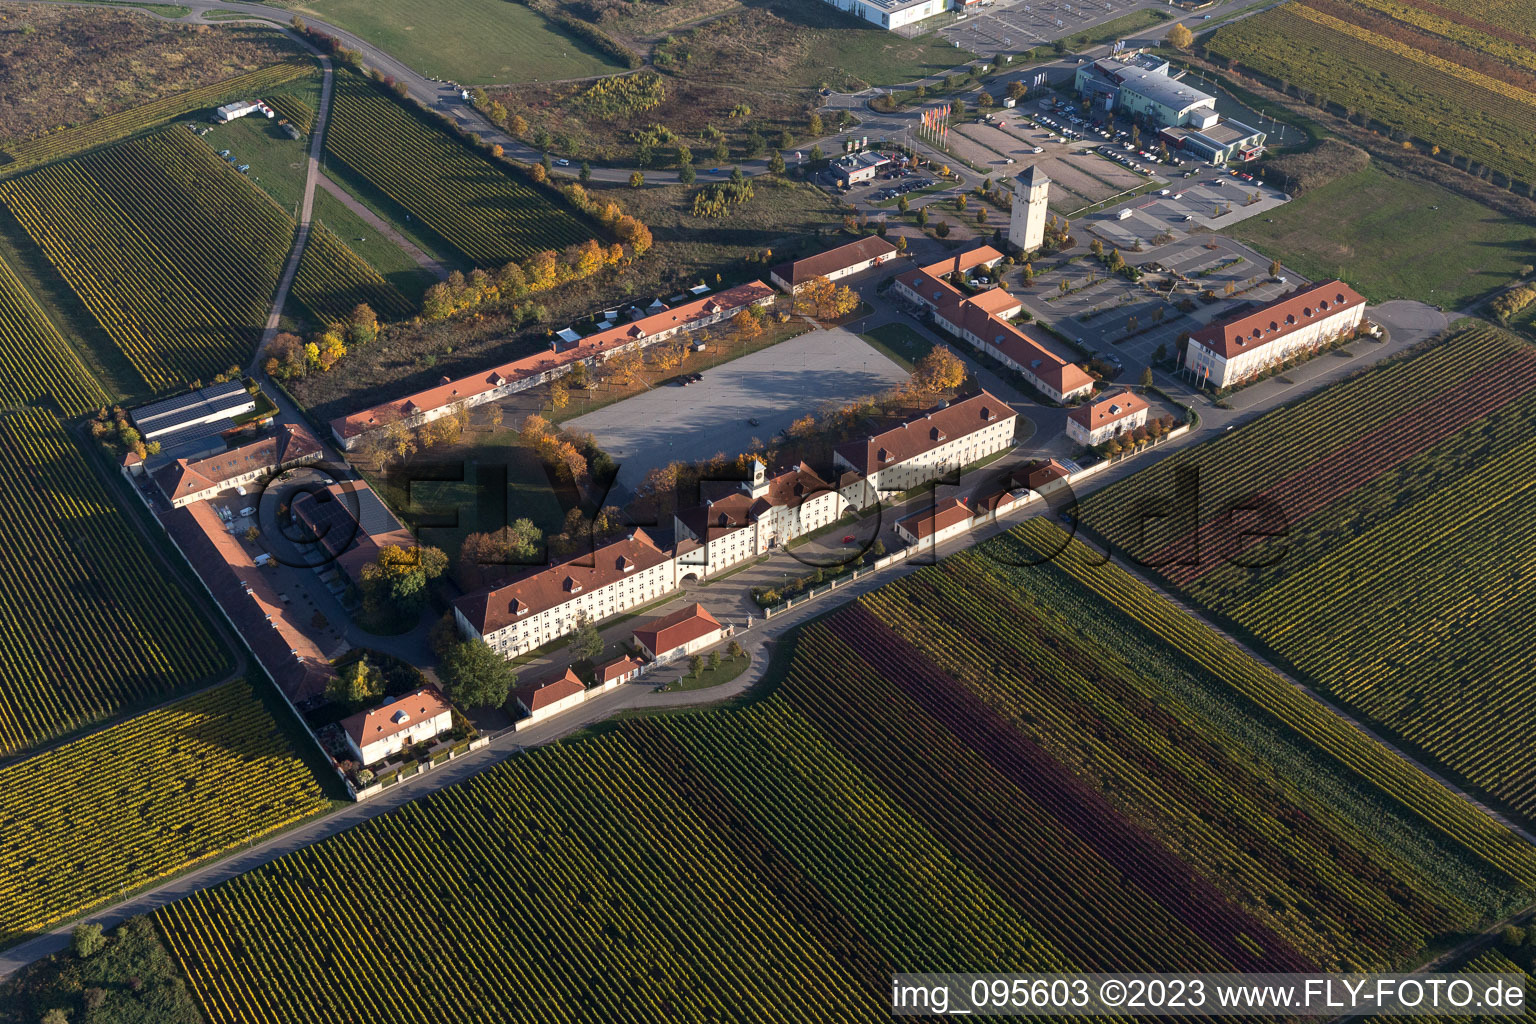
[877,447,892,463]
[564,576,582,593]
[930,428,946,442]
[391,710,410,725]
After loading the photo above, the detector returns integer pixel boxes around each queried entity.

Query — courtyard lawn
[1225,165,1534,309]
[662,649,752,692]
[289,0,623,84]
[861,322,934,371]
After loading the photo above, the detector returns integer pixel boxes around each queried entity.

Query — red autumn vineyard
[152,520,1536,1022]
[1080,326,1536,821]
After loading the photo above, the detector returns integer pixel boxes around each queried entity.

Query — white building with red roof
[152,422,322,507]
[769,236,897,293]
[632,603,723,662]
[597,654,644,689]
[1184,279,1366,388]
[673,459,846,576]
[454,529,679,658]
[894,496,976,549]
[893,245,1093,403]
[833,390,1018,509]
[341,687,454,766]
[330,282,774,449]
[1066,389,1150,446]
[513,668,588,723]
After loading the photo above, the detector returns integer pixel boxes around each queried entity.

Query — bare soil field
[0,6,299,146]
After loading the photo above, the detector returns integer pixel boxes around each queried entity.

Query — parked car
[555,158,570,167]
[747,417,760,426]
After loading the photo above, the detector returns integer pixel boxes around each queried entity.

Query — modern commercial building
[833,391,1018,509]
[151,422,323,508]
[1160,120,1267,164]
[454,529,680,659]
[1076,53,1265,162]
[632,604,723,663]
[331,282,775,449]
[1008,165,1051,253]
[131,381,256,450]
[673,460,846,577]
[1066,389,1150,446]
[1076,55,1218,129]
[817,0,949,31]
[827,151,892,187]
[770,236,898,293]
[341,687,454,766]
[1184,280,1367,388]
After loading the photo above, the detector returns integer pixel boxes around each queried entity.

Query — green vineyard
[0,679,328,947]
[1208,3,1536,187]
[0,128,295,392]
[1079,325,1536,821]
[0,60,317,172]
[152,522,1535,1023]
[324,73,593,266]
[0,255,108,415]
[290,222,413,327]
[0,409,230,760]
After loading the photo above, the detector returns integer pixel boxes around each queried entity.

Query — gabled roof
[332,281,774,440]
[633,603,722,657]
[454,529,671,635]
[1188,279,1366,359]
[919,245,1004,278]
[897,496,974,540]
[1067,389,1150,430]
[290,481,415,583]
[834,390,1017,477]
[514,668,585,714]
[598,654,644,684]
[152,422,321,502]
[341,687,451,749]
[676,462,834,539]
[770,236,896,287]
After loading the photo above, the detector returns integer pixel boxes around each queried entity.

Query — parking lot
[1023,235,1305,371]
[1085,167,1291,247]
[567,328,910,496]
[938,0,1156,53]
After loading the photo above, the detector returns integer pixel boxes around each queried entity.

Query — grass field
[1207,2,1536,188]
[1226,164,1535,308]
[151,519,1536,1022]
[311,188,440,302]
[0,679,329,948]
[0,128,294,393]
[291,0,622,83]
[1079,324,1536,822]
[0,409,231,761]
[1058,7,1169,51]
[860,322,934,371]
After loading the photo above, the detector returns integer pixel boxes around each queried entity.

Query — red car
[842,535,857,544]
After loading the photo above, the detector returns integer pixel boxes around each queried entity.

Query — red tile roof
[834,390,1016,476]
[920,245,1004,278]
[332,281,774,440]
[599,654,644,684]
[677,462,834,538]
[153,422,322,503]
[166,501,334,702]
[454,529,672,636]
[515,668,586,713]
[1067,389,1149,430]
[1023,459,1072,490]
[1189,279,1366,359]
[897,496,974,539]
[342,687,451,749]
[770,236,896,288]
[633,603,722,658]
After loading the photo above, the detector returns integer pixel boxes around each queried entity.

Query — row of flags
[919,105,950,147]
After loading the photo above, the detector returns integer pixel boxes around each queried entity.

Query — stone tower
[1009,164,1051,253]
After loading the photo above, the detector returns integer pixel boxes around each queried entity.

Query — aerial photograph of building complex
[0,0,1532,1019]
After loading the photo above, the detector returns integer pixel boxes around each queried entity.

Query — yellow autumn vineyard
[0,679,328,946]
